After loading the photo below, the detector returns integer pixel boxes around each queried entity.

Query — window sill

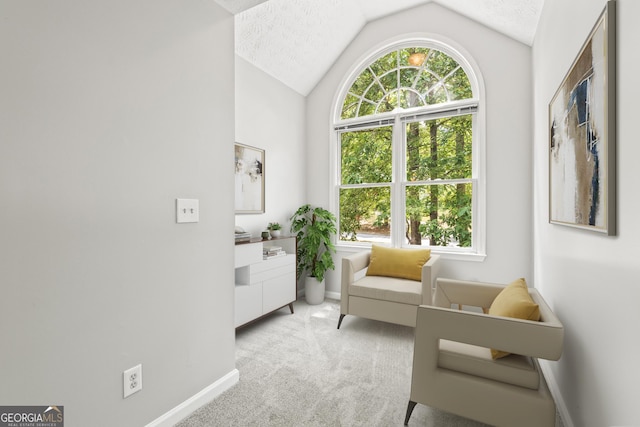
[335,243,486,262]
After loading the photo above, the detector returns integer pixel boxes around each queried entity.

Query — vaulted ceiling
[215,0,544,95]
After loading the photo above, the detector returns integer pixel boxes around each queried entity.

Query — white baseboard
[325,291,341,300]
[297,289,341,302]
[146,369,239,427]
[539,360,573,427]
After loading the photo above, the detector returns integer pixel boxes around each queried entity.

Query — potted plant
[267,222,282,238]
[290,204,337,305]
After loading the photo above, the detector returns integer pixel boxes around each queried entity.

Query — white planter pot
[270,229,281,238]
[304,276,325,305]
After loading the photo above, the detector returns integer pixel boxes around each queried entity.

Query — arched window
[333,41,485,257]
[341,47,472,119]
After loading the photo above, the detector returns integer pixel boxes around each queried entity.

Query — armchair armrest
[420,254,441,304]
[416,303,564,361]
[432,277,504,310]
[341,251,371,313]
[342,250,371,276]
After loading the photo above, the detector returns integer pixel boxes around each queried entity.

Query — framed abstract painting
[235,143,265,214]
[549,1,616,235]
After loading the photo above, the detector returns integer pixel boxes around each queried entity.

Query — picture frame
[548,1,616,235]
[235,143,265,214]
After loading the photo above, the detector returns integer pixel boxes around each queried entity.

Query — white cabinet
[234,237,297,328]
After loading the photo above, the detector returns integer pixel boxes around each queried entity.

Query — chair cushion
[349,275,422,305]
[488,278,540,359]
[439,340,540,390]
[365,245,431,281]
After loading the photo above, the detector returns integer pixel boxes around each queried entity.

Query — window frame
[331,37,486,261]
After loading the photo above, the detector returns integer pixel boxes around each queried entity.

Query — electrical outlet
[123,364,142,398]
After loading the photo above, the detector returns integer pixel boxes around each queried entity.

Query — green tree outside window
[337,46,476,249]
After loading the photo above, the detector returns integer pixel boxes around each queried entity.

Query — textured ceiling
[215,0,544,95]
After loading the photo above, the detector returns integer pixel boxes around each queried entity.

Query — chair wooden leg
[337,314,346,329]
[404,400,417,425]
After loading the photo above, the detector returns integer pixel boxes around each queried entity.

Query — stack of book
[263,246,286,260]
[235,231,251,243]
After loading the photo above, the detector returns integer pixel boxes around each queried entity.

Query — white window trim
[329,35,486,262]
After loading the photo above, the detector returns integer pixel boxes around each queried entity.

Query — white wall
[235,56,306,237]
[306,3,534,294]
[533,1,640,426]
[0,1,236,426]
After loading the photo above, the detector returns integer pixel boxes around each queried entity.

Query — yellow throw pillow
[365,245,431,282]
[488,278,540,359]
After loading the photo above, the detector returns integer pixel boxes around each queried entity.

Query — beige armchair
[337,250,440,328]
[404,278,564,427]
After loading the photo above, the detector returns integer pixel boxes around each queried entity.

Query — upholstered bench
[337,245,440,328]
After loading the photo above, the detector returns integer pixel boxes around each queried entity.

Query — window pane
[377,91,399,114]
[399,68,419,90]
[426,85,448,104]
[379,70,398,92]
[406,115,472,181]
[341,127,392,184]
[405,183,472,247]
[415,71,440,99]
[351,68,375,96]
[429,50,461,80]
[444,67,472,100]
[399,88,425,109]
[339,187,391,244]
[358,100,376,117]
[341,93,359,119]
[369,51,397,77]
[400,47,431,67]
[363,82,384,104]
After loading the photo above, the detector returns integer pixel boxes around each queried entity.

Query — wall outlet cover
[123,364,142,398]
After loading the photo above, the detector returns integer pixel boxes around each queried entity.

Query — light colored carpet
[177,299,497,426]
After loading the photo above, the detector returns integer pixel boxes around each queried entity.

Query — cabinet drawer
[251,262,295,284]
[235,243,262,268]
[262,272,296,314]
[253,254,295,272]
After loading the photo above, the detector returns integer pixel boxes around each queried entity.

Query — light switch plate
[176,199,199,223]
